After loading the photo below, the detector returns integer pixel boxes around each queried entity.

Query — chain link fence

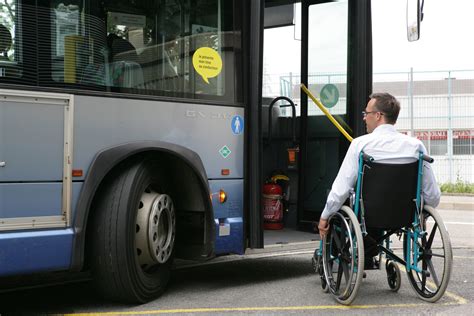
[263,69,474,184]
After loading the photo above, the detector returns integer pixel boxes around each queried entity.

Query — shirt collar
[372,124,396,134]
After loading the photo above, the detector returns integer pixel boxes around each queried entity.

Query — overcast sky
[263,0,474,77]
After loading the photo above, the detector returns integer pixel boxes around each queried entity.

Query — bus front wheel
[90,159,176,303]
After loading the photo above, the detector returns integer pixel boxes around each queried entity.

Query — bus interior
[258,0,370,248]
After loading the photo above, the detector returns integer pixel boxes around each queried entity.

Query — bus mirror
[406,0,422,41]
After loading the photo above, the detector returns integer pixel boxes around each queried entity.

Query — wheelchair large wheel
[404,205,453,302]
[322,206,364,305]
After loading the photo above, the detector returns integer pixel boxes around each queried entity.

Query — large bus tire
[90,158,175,303]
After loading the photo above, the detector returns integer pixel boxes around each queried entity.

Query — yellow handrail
[300,84,353,142]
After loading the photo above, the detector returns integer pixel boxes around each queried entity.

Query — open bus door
[251,0,371,248]
[297,0,371,228]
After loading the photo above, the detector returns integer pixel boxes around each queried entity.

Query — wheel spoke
[422,255,428,277]
[421,270,427,291]
[430,252,445,258]
[336,262,344,291]
[341,257,350,283]
[332,225,343,250]
[342,236,351,252]
[426,223,438,250]
[427,259,440,287]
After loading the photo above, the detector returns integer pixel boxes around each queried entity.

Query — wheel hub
[136,189,176,268]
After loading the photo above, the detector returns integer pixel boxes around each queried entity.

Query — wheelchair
[313,152,453,305]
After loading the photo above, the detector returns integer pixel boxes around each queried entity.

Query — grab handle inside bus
[267,96,297,145]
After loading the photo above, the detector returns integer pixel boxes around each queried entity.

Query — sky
[263,0,474,77]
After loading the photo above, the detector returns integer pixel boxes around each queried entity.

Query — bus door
[297,0,371,227]
[0,90,72,232]
[260,0,347,235]
[259,0,369,237]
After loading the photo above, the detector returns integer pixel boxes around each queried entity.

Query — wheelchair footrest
[364,257,380,270]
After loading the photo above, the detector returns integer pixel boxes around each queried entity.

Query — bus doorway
[260,0,371,246]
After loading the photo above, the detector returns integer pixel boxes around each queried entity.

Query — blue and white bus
[0,0,415,303]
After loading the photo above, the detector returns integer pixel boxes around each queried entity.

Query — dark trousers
[364,227,383,258]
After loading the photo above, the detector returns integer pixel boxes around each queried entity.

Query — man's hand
[318,218,329,238]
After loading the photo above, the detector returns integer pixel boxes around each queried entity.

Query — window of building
[415,130,448,156]
[453,130,474,155]
[430,139,448,156]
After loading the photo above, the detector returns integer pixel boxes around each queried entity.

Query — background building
[263,69,474,183]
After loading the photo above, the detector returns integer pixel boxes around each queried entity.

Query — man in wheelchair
[315,93,451,304]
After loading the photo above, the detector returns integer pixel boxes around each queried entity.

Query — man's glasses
[362,111,384,117]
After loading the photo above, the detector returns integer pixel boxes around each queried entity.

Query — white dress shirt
[320,124,441,220]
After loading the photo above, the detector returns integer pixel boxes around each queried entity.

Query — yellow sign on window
[192,47,222,84]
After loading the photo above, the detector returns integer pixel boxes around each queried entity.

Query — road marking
[444,221,474,225]
[67,247,470,316]
[65,249,468,316]
[66,300,467,316]
[444,289,468,305]
[395,263,467,306]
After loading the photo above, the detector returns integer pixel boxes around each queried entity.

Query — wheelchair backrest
[360,160,419,229]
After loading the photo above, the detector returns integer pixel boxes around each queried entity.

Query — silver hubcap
[136,188,176,268]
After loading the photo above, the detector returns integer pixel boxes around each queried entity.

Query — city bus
[0,0,420,303]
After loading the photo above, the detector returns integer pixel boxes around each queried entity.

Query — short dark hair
[369,92,400,124]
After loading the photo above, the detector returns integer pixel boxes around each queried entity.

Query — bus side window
[0,24,12,62]
[138,31,179,92]
[78,14,108,87]
[105,34,144,89]
[0,1,20,79]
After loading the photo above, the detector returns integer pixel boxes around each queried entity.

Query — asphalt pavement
[0,200,472,315]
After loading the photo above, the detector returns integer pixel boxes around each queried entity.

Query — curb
[438,194,474,211]
[438,202,474,211]
[441,193,474,197]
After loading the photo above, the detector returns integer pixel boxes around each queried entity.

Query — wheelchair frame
[313,151,453,305]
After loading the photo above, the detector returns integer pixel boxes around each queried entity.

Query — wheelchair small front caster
[386,260,401,292]
[311,249,318,273]
[313,249,329,293]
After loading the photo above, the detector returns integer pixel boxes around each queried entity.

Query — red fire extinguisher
[262,181,284,230]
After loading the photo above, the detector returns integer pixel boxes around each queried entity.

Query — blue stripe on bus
[0,228,73,276]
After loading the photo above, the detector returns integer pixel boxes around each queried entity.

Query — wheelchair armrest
[422,154,434,163]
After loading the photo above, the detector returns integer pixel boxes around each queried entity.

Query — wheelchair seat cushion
[361,160,418,229]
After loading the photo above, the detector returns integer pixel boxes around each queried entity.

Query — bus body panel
[0,228,73,276]
[0,183,62,218]
[72,95,245,182]
[209,179,244,255]
[0,90,72,235]
[0,100,64,182]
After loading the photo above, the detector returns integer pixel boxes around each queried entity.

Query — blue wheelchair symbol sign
[231,115,244,135]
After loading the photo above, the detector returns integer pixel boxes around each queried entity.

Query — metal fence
[263,69,474,184]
